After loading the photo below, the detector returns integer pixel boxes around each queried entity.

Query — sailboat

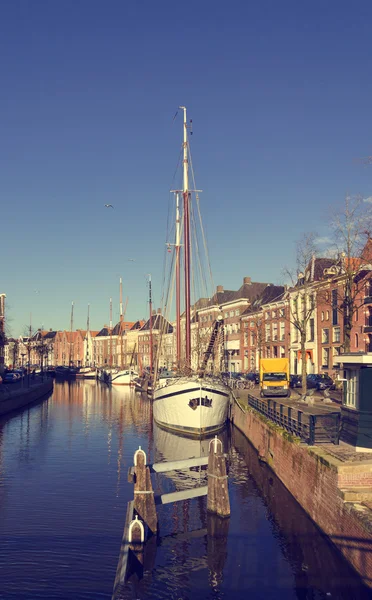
[153,106,231,437]
[100,280,138,386]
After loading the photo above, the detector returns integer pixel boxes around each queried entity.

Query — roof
[209,281,269,307]
[96,327,110,337]
[140,314,173,333]
[43,331,57,340]
[312,257,336,281]
[112,321,135,335]
[131,320,145,330]
[241,285,286,315]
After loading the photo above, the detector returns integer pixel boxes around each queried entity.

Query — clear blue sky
[2,0,372,335]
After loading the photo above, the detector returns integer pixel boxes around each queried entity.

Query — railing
[247,394,340,445]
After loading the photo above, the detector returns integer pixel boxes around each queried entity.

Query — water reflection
[0,382,370,599]
[231,426,371,600]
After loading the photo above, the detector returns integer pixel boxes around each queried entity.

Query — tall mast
[119,277,123,322]
[148,274,153,372]
[180,105,191,369]
[69,301,74,366]
[86,303,90,367]
[175,191,181,369]
[119,277,124,368]
[109,297,113,368]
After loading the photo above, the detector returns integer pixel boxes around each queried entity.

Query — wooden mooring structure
[112,435,230,599]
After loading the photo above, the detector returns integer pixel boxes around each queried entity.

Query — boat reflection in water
[128,422,231,598]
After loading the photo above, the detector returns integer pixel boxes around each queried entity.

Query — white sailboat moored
[153,106,231,436]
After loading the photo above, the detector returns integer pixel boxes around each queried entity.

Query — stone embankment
[232,391,372,588]
[0,377,53,416]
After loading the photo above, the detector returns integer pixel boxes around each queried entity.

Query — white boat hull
[153,377,230,436]
[111,369,138,386]
[76,368,97,379]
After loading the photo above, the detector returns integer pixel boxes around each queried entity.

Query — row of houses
[2,239,372,377]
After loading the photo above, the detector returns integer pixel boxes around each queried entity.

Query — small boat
[110,368,138,386]
[55,366,78,379]
[76,367,97,379]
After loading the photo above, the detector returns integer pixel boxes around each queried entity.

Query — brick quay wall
[231,398,372,587]
[0,378,53,417]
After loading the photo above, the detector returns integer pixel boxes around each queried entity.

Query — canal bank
[232,392,372,588]
[0,377,53,416]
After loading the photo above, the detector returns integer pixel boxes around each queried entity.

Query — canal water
[0,380,370,599]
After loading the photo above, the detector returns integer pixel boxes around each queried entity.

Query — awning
[297,349,313,362]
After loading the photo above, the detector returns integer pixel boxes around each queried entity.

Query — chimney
[152,309,156,316]
[244,277,251,285]
[217,285,224,293]
[157,308,161,314]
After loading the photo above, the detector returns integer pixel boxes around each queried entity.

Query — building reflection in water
[231,426,371,600]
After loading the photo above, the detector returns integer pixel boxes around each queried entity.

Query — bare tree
[329,196,372,352]
[285,233,318,392]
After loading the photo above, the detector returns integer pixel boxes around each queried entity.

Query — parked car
[246,372,259,384]
[290,374,302,388]
[306,374,334,391]
[3,372,19,383]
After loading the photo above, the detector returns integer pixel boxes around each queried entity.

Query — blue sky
[2,0,372,335]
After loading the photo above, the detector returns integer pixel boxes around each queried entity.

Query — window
[272,323,278,341]
[321,311,324,321]
[250,321,255,328]
[244,333,248,346]
[266,346,270,358]
[265,323,270,342]
[322,347,329,368]
[224,312,228,319]
[235,309,240,316]
[332,289,338,325]
[230,311,234,317]
[280,322,285,341]
[345,369,359,409]
[250,332,255,346]
[355,333,359,348]
[309,318,314,342]
[322,328,329,343]
[265,312,270,320]
[333,346,341,356]
[280,346,285,357]
[326,310,329,320]
[279,308,285,318]
[273,346,278,358]
[272,310,277,319]
[333,326,341,343]
[310,294,315,310]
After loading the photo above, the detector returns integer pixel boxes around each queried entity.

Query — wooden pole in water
[133,447,158,534]
[207,436,230,517]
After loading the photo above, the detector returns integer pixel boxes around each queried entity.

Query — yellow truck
[259,358,290,398]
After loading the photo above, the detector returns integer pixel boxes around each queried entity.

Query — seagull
[34,289,40,294]
[128,258,135,262]
[104,204,114,209]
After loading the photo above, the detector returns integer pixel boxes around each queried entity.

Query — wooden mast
[180,106,191,369]
[148,274,153,373]
[109,297,113,368]
[86,303,90,366]
[69,301,74,366]
[175,191,181,369]
[119,277,124,368]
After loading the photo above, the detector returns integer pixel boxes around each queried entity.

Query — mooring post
[128,515,145,568]
[133,446,158,534]
[207,436,230,517]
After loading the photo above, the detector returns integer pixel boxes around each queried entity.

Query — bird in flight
[128,258,135,262]
[104,204,114,209]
